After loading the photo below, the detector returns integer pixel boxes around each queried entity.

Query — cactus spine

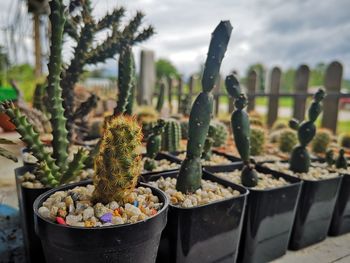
[93,116,143,203]
[161,118,182,152]
[176,21,232,193]
[226,74,258,187]
[289,89,325,173]
[144,119,166,171]
[156,80,166,113]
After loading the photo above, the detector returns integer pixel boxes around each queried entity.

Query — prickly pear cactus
[336,149,348,169]
[144,119,166,171]
[93,116,143,203]
[201,124,216,160]
[176,21,232,193]
[161,118,182,152]
[339,133,350,148]
[289,89,325,173]
[226,74,258,187]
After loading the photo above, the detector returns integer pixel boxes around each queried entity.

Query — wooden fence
[164,61,350,133]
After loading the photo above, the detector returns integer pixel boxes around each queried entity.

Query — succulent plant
[226,74,258,187]
[0,0,88,187]
[278,128,298,153]
[176,21,232,193]
[325,149,348,169]
[144,119,166,171]
[339,133,350,148]
[211,120,229,147]
[179,93,192,117]
[250,125,266,156]
[250,117,264,127]
[272,121,288,131]
[156,79,166,113]
[161,118,182,152]
[201,124,216,161]
[289,89,325,173]
[180,119,189,140]
[93,115,143,203]
[311,128,333,154]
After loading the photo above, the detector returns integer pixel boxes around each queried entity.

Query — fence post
[138,50,155,105]
[321,61,343,133]
[177,76,184,113]
[293,65,310,121]
[167,76,174,114]
[267,67,281,127]
[189,74,198,96]
[247,70,257,112]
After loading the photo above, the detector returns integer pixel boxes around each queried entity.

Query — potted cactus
[145,21,248,263]
[33,115,169,263]
[204,74,302,263]
[262,89,343,249]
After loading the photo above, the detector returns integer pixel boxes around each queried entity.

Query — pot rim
[33,179,169,230]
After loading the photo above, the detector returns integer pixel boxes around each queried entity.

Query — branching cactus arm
[176,21,232,193]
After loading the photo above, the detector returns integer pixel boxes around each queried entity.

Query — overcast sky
[1,0,350,79]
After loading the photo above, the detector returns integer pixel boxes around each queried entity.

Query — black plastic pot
[259,164,343,250]
[205,164,302,263]
[145,170,248,263]
[164,150,242,170]
[15,166,50,263]
[329,172,350,236]
[33,180,169,263]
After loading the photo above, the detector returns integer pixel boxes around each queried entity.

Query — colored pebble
[56,217,66,225]
[113,209,121,217]
[100,213,113,223]
[134,201,138,207]
[150,209,157,216]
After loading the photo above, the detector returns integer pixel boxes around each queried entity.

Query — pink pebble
[56,217,66,225]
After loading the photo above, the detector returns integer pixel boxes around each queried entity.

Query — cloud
[0,0,349,79]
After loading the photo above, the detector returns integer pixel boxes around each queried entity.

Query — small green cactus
[272,121,288,131]
[325,149,335,166]
[180,119,189,140]
[201,124,216,160]
[144,119,166,171]
[311,128,333,154]
[250,117,264,127]
[211,120,229,147]
[339,133,350,148]
[176,21,232,193]
[250,126,266,156]
[278,128,298,153]
[93,115,143,203]
[156,80,166,113]
[325,149,348,169]
[226,74,258,187]
[161,118,182,152]
[289,89,325,173]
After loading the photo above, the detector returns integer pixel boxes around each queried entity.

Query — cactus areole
[226,74,258,187]
[289,89,325,173]
[176,21,232,193]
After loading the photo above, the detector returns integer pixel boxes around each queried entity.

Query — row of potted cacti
[1,1,349,263]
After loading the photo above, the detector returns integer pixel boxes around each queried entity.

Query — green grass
[255,97,293,107]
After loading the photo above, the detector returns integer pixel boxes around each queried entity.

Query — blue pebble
[134,201,138,207]
[100,213,112,223]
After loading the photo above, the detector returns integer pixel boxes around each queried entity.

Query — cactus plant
[226,74,258,187]
[339,133,350,148]
[278,128,298,153]
[144,119,166,171]
[325,149,348,169]
[176,21,232,193]
[179,94,192,117]
[311,128,333,154]
[93,115,143,203]
[201,124,216,160]
[0,0,88,187]
[180,119,189,140]
[156,80,166,113]
[161,118,182,152]
[272,120,288,131]
[289,89,325,173]
[211,120,229,147]
[250,117,264,127]
[250,125,266,156]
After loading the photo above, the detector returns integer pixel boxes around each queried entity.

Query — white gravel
[142,158,180,172]
[177,152,231,166]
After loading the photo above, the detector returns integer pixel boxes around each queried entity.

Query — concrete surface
[0,132,349,263]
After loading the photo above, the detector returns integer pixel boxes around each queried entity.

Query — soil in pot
[262,161,342,249]
[209,165,301,263]
[146,171,248,263]
[34,181,168,263]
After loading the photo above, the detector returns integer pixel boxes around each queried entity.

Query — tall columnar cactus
[125,57,137,116]
[0,0,88,187]
[114,46,135,116]
[201,124,216,161]
[144,119,166,171]
[176,21,232,193]
[289,89,325,173]
[161,118,182,152]
[156,80,166,113]
[226,74,258,187]
[93,116,143,203]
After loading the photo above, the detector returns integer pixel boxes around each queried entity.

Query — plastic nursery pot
[15,166,51,263]
[329,171,350,236]
[205,164,302,263]
[140,152,182,182]
[145,170,248,263]
[33,180,169,263]
[260,163,343,250]
[164,150,242,170]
